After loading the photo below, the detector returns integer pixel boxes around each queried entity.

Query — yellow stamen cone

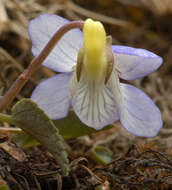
[83,18,107,80]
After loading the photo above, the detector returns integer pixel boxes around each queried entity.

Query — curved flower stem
[0,20,84,112]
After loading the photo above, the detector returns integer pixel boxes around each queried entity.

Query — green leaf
[87,145,113,164]
[54,111,113,139]
[0,185,10,190]
[11,98,69,176]
[12,132,40,149]
[12,109,113,150]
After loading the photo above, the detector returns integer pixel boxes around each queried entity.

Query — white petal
[112,45,163,80]
[118,83,162,137]
[31,73,72,120]
[70,71,119,129]
[28,14,83,72]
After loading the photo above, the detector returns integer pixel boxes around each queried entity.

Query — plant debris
[0,0,172,189]
[0,143,171,189]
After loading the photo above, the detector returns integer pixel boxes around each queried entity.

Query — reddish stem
[0,20,84,112]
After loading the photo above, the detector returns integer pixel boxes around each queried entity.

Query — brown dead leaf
[0,142,27,162]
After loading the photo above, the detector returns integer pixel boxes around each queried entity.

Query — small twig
[33,175,41,190]
[56,173,63,190]
[15,174,30,190]
[70,157,88,168]
[0,48,23,71]
[0,48,37,86]
[66,1,132,28]
[7,174,23,190]
[0,0,8,32]
[0,73,7,89]
[0,20,84,112]
[135,159,172,171]
[0,127,22,133]
[143,149,172,165]
[80,164,103,183]
[71,173,80,189]
[9,21,28,39]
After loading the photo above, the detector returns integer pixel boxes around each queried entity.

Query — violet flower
[28,14,163,137]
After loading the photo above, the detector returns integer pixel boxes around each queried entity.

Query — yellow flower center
[83,18,107,81]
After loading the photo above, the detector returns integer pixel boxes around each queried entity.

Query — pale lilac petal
[70,72,119,129]
[118,83,162,137]
[31,73,72,120]
[112,45,163,80]
[28,14,83,72]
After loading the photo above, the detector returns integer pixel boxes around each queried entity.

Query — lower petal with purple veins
[70,70,119,129]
